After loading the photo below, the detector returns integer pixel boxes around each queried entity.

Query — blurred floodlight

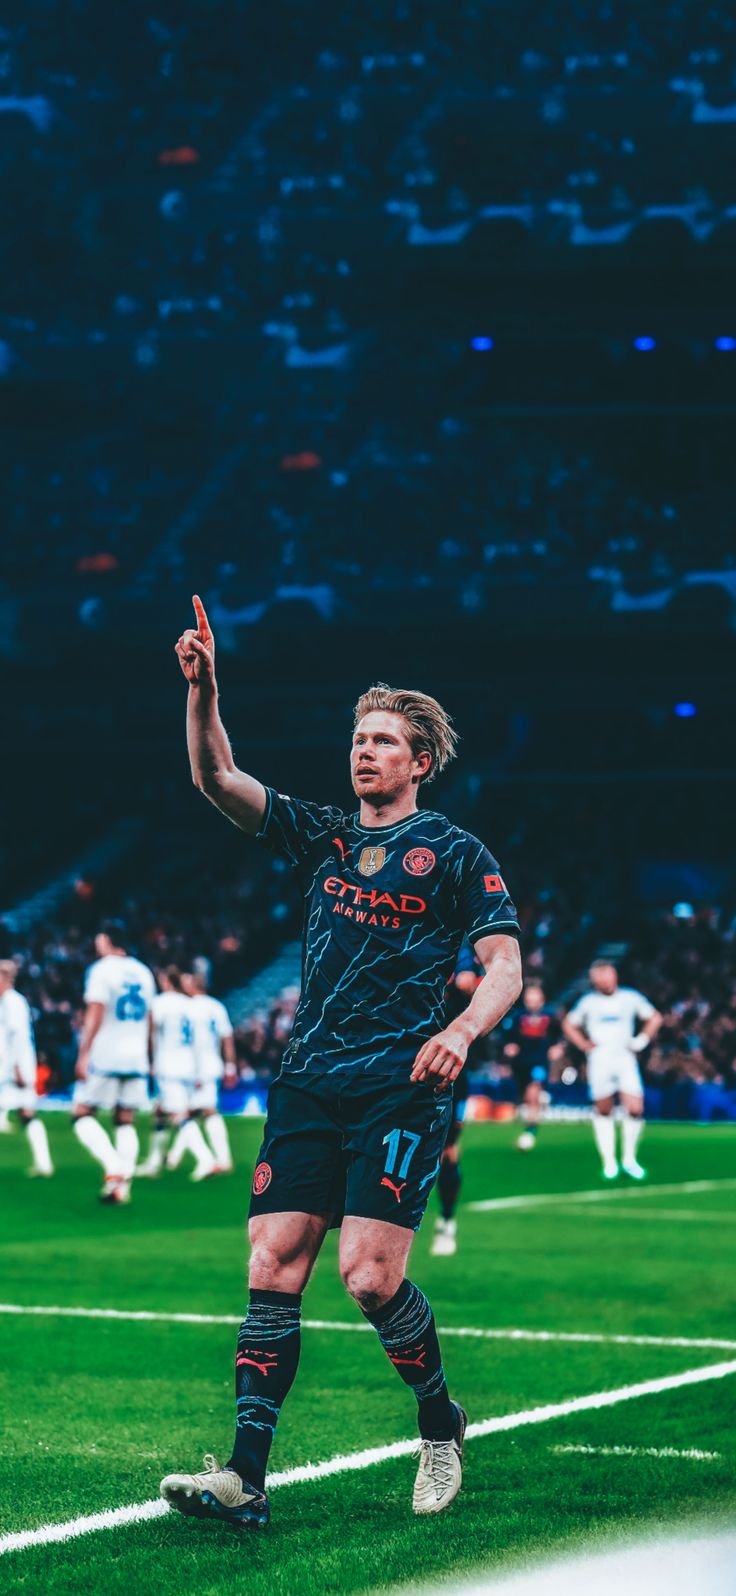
[674,701,697,717]
[633,335,656,351]
[471,336,494,351]
[715,336,736,351]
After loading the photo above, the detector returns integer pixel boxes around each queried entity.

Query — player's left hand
[411,1026,469,1085]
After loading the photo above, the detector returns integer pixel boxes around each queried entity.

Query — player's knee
[340,1257,400,1312]
[249,1241,311,1294]
[114,1108,134,1126]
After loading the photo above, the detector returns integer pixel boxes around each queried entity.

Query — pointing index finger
[192,593,213,644]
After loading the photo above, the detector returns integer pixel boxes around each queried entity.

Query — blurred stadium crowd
[2,2,736,656]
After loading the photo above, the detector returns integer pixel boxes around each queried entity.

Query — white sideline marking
[551,1444,720,1461]
[1,1303,735,1352]
[468,1177,736,1212]
[563,1207,736,1223]
[2,1358,735,1556]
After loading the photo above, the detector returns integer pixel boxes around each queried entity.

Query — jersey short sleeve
[566,995,589,1029]
[629,989,655,1022]
[84,961,111,1006]
[214,1000,233,1039]
[257,787,346,872]
[456,837,520,945]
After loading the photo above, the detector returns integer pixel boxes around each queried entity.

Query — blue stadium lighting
[471,336,494,351]
[674,702,697,718]
[633,336,656,351]
[715,336,736,351]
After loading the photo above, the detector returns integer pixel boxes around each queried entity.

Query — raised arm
[175,595,267,835]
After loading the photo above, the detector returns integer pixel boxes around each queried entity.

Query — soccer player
[563,960,662,1181]
[142,966,214,1181]
[430,942,481,1258]
[71,920,156,1203]
[502,981,562,1151]
[0,960,53,1176]
[183,966,237,1173]
[160,597,522,1528]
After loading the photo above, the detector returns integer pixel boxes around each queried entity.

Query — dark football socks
[437,1155,461,1220]
[227,1289,302,1490]
[363,1278,455,1441]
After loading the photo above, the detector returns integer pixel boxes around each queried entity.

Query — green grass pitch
[1,1117,735,1594]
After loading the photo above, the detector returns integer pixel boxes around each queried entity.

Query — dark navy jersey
[502,1005,560,1068]
[257,788,520,1078]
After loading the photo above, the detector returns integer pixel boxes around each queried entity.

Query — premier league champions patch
[357,845,387,877]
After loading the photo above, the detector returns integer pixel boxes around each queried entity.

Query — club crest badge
[252,1162,272,1196]
[357,845,387,877]
[403,847,436,877]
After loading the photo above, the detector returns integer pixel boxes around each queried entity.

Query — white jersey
[152,991,196,1083]
[190,994,233,1082]
[567,987,655,1053]
[85,954,156,1076]
[0,989,37,1087]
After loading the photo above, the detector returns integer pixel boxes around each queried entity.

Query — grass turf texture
[1,1118,734,1594]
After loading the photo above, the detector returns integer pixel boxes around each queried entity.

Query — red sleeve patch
[483,874,506,895]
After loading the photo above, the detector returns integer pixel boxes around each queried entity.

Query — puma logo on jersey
[381,1176,407,1202]
[333,836,351,863]
[236,1349,278,1378]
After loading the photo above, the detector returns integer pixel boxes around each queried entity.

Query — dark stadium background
[1,0,735,1119]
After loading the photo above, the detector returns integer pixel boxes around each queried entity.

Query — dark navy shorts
[249,1068,453,1232]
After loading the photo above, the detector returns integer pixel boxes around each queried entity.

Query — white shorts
[74,1072,150,1113]
[189,1080,219,1113]
[155,1079,195,1117]
[0,1081,37,1113]
[587,1048,643,1103]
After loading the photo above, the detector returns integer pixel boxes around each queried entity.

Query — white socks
[26,1118,53,1175]
[114,1123,139,1179]
[592,1113,616,1169]
[204,1113,232,1168]
[167,1118,212,1171]
[144,1126,170,1171]
[74,1115,123,1176]
[622,1115,644,1167]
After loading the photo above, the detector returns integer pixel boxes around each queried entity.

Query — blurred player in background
[502,981,563,1151]
[72,920,156,1203]
[563,960,661,1181]
[430,942,480,1257]
[0,960,53,1176]
[183,964,237,1174]
[141,966,214,1182]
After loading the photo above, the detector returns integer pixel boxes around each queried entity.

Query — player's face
[94,933,111,958]
[350,711,429,801]
[523,985,545,1011]
[590,964,618,995]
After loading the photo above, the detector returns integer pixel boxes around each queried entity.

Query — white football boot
[430,1218,457,1257]
[412,1402,467,1515]
[160,1454,269,1530]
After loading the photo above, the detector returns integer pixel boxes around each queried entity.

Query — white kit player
[72,920,156,1203]
[142,966,214,1181]
[563,960,662,1181]
[0,960,53,1176]
[184,966,237,1174]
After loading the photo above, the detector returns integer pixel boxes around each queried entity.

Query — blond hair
[352,683,458,785]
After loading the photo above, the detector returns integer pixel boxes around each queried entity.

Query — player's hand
[75,1054,89,1082]
[411,1025,469,1085]
[175,595,217,690]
